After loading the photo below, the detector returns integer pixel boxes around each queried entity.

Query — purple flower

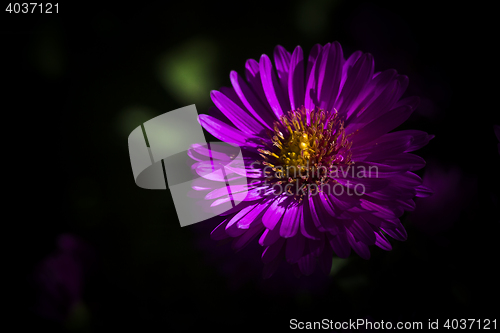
[34,234,94,323]
[191,42,433,278]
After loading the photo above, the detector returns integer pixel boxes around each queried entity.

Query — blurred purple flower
[410,160,476,236]
[34,233,94,323]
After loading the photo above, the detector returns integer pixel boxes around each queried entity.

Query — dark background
[4,1,498,331]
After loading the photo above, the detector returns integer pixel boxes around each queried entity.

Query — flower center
[258,106,354,199]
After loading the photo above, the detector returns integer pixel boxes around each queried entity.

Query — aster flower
[191,42,433,278]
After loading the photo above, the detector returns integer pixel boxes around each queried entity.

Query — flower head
[191,42,433,278]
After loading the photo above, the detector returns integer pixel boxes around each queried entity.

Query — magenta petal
[273,45,292,96]
[336,53,374,118]
[237,201,269,229]
[304,43,328,112]
[403,129,434,152]
[297,253,316,276]
[285,232,306,263]
[306,236,325,257]
[300,198,322,240]
[211,90,265,135]
[346,229,371,259]
[230,71,276,129]
[371,153,426,172]
[339,50,363,97]
[348,105,413,147]
[199,114,258,148]
[349,218,376,245]
[327,231,351,258]
[280,203,300,238]
[232,223,265,251]
[306,44,322,89]
[225,205,257,237]
[210,219,230,240]
[316,41,344,111]
[244,58,269,107]
[382,224,408,241]
[262,237,285,264]
[262,195,288,230]
[415,185,433,197]
[288,45,305,111]
[374,231,392,251]
[345,69,398,123]
[259,221,282,247]
[259,54,290,120]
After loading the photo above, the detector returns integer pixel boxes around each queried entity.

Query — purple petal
[300,198,322,240]
[230,71,275,129]
[381,224,408,241]
[415,185,433,197]
[317,41,344,112]
[280,203,300,238]
[245,58,270,107]
[306,44,322,89]
[348,218,376,245]
[273,45,291,97]
[346,229,371,259]
[336,53,374,118]
[210,219,230,240]
[348,105,413,147]
[403,130,434,152]
[259,221,282,247]
[297,253,316,276]
[374,231,392,251]
[351,132,414,161]
[306,236,325,257]
[370,153,426,172]
[304,43,329,112]
[225,204,258,237]
[262,237,285,264]
[392,95,420,111]
[199,114,258,147]
[285,232,306,263]
[261,195,288,230]
[288,45,305,110]
[237,200,270,229]
[232,223,265,251]
[211,90,265,135]
[259,54,290,120]
[345,69,398,123]
[327,231,351,258]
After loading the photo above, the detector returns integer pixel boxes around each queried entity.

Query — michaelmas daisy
[191,42,433,278]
